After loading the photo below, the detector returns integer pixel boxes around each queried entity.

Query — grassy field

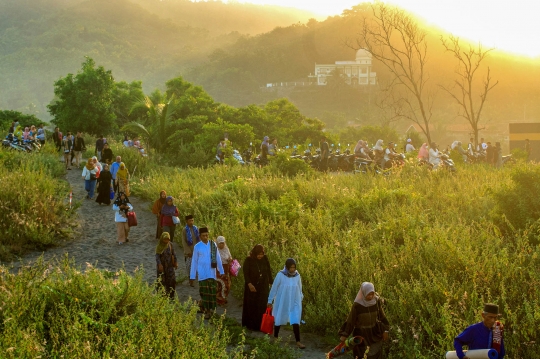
[130,161,540,358]
[0,145,70,260]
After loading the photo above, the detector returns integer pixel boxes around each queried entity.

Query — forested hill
[185,4,540,130]
[0,0,316,118]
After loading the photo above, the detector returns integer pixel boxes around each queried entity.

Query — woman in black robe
[101,143,114,166]
[242,244,273,331]
[95,163,113,205]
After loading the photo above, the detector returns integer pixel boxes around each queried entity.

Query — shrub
[132,163,540,358]
[0,149,69,259]
[270,153,312,177]
[0,258,297,359]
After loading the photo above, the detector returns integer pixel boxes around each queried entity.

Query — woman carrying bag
[338,282,390,359]
[267,258,305,349]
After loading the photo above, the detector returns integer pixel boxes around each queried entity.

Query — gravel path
[12,162,332,358]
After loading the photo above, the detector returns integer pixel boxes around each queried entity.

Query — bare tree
[359,3,435,144]
[441,35,498,147]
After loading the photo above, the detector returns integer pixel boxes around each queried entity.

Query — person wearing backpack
[72,131,86,168]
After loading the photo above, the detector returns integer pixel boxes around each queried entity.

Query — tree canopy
[48,58,116,135]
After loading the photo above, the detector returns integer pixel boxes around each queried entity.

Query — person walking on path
[101,143,114,166]
[62,135,73,170]
[112,192,133,245]
[92,156,102,175]
[95,135,105,161]
[241,244,273,331]
[267,258,305,349]
[95,163,113,205]
[453,303,505,359]
[81,158,98,199]
[151,190,167,240]
[182,215,200,284]
[53,127,62,152]
[339,282,390,359]
[110,156,121,193]
[116,162,130,196]
[189,227,224,319]
[72,132,86,168]
[155,232,178,299]
[160,196,179,242]
[216,236,232,306]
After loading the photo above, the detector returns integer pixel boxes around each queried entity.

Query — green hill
[0,0,316,118]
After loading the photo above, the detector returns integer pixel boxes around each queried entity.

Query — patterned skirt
[199,278,217,311]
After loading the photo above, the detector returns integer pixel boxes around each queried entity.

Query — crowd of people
[149,200,505,358]
[6,124,506,355]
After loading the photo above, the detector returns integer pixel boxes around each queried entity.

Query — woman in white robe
[267,258,305,349]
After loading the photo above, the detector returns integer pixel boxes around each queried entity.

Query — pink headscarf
[418,143,429,159]
[23,127,30,140]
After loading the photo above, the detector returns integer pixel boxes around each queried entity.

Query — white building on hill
[309,49,377,86]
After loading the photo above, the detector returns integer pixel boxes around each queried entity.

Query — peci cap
[185,215,194,221]
[483,303,500,315]
[199,227,209,234]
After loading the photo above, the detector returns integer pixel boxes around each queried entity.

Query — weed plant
[131,162,540,358]
[0,148,69,259]
[0,257,298,359]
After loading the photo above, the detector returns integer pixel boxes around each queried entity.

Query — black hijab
[114,192,131,214]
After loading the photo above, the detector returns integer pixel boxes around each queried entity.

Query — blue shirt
[454,322,505,359]
[110,162,121,179]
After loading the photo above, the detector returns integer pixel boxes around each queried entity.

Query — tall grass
[131,163,540,358]
[0,258,256,358]
[0,147,69,259]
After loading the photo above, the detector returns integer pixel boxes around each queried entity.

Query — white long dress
[267,272,303,326]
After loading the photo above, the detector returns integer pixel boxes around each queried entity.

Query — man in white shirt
[405,139,416,153]
[190,227,224,319]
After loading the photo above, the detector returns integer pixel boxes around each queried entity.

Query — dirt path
[14,162,331,358]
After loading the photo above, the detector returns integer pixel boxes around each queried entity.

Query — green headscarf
[156,232,171,254]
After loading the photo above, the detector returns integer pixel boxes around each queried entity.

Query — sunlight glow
[228,0,540,57]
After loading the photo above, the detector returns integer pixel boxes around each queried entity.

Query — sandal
[296,342,306,349]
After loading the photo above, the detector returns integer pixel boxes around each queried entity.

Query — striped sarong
[199,279,217,311]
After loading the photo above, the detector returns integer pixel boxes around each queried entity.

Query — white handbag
[172,216,180,225]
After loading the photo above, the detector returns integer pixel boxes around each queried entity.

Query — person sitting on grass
[453,303,505,359]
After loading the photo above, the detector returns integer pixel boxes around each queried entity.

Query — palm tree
[121,94,178,153]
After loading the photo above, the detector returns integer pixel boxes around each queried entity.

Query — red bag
[127,211,138,227]
[260,308,274,335]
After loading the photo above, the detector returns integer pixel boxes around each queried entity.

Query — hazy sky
[229,0,540,57]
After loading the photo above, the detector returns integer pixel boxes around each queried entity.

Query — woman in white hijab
[373,140,385,169]
[216,236,232,305]
[338,282,390,359]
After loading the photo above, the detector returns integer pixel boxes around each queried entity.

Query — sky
[228,0,540,57]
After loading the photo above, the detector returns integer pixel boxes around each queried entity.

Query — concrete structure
[509,123,540,161]
[308,49,377,86]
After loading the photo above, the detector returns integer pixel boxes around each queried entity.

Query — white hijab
[373,140,384,151]
[216,236,232,263]
[354,282,377,307]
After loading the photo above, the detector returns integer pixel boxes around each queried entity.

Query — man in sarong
[453,303,505,359]
[182,215,200,286]
[189,227,224,319]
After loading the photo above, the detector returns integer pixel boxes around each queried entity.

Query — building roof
[356,49,372,60]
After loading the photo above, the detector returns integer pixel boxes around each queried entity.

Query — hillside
[0,0,315,118]
[184,3,540,136]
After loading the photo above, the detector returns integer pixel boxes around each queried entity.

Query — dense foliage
[0,147,69,259]
[0,110,45,130]
[0,258,293,358]
[48,58,116,135]
[131,163,540,359]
